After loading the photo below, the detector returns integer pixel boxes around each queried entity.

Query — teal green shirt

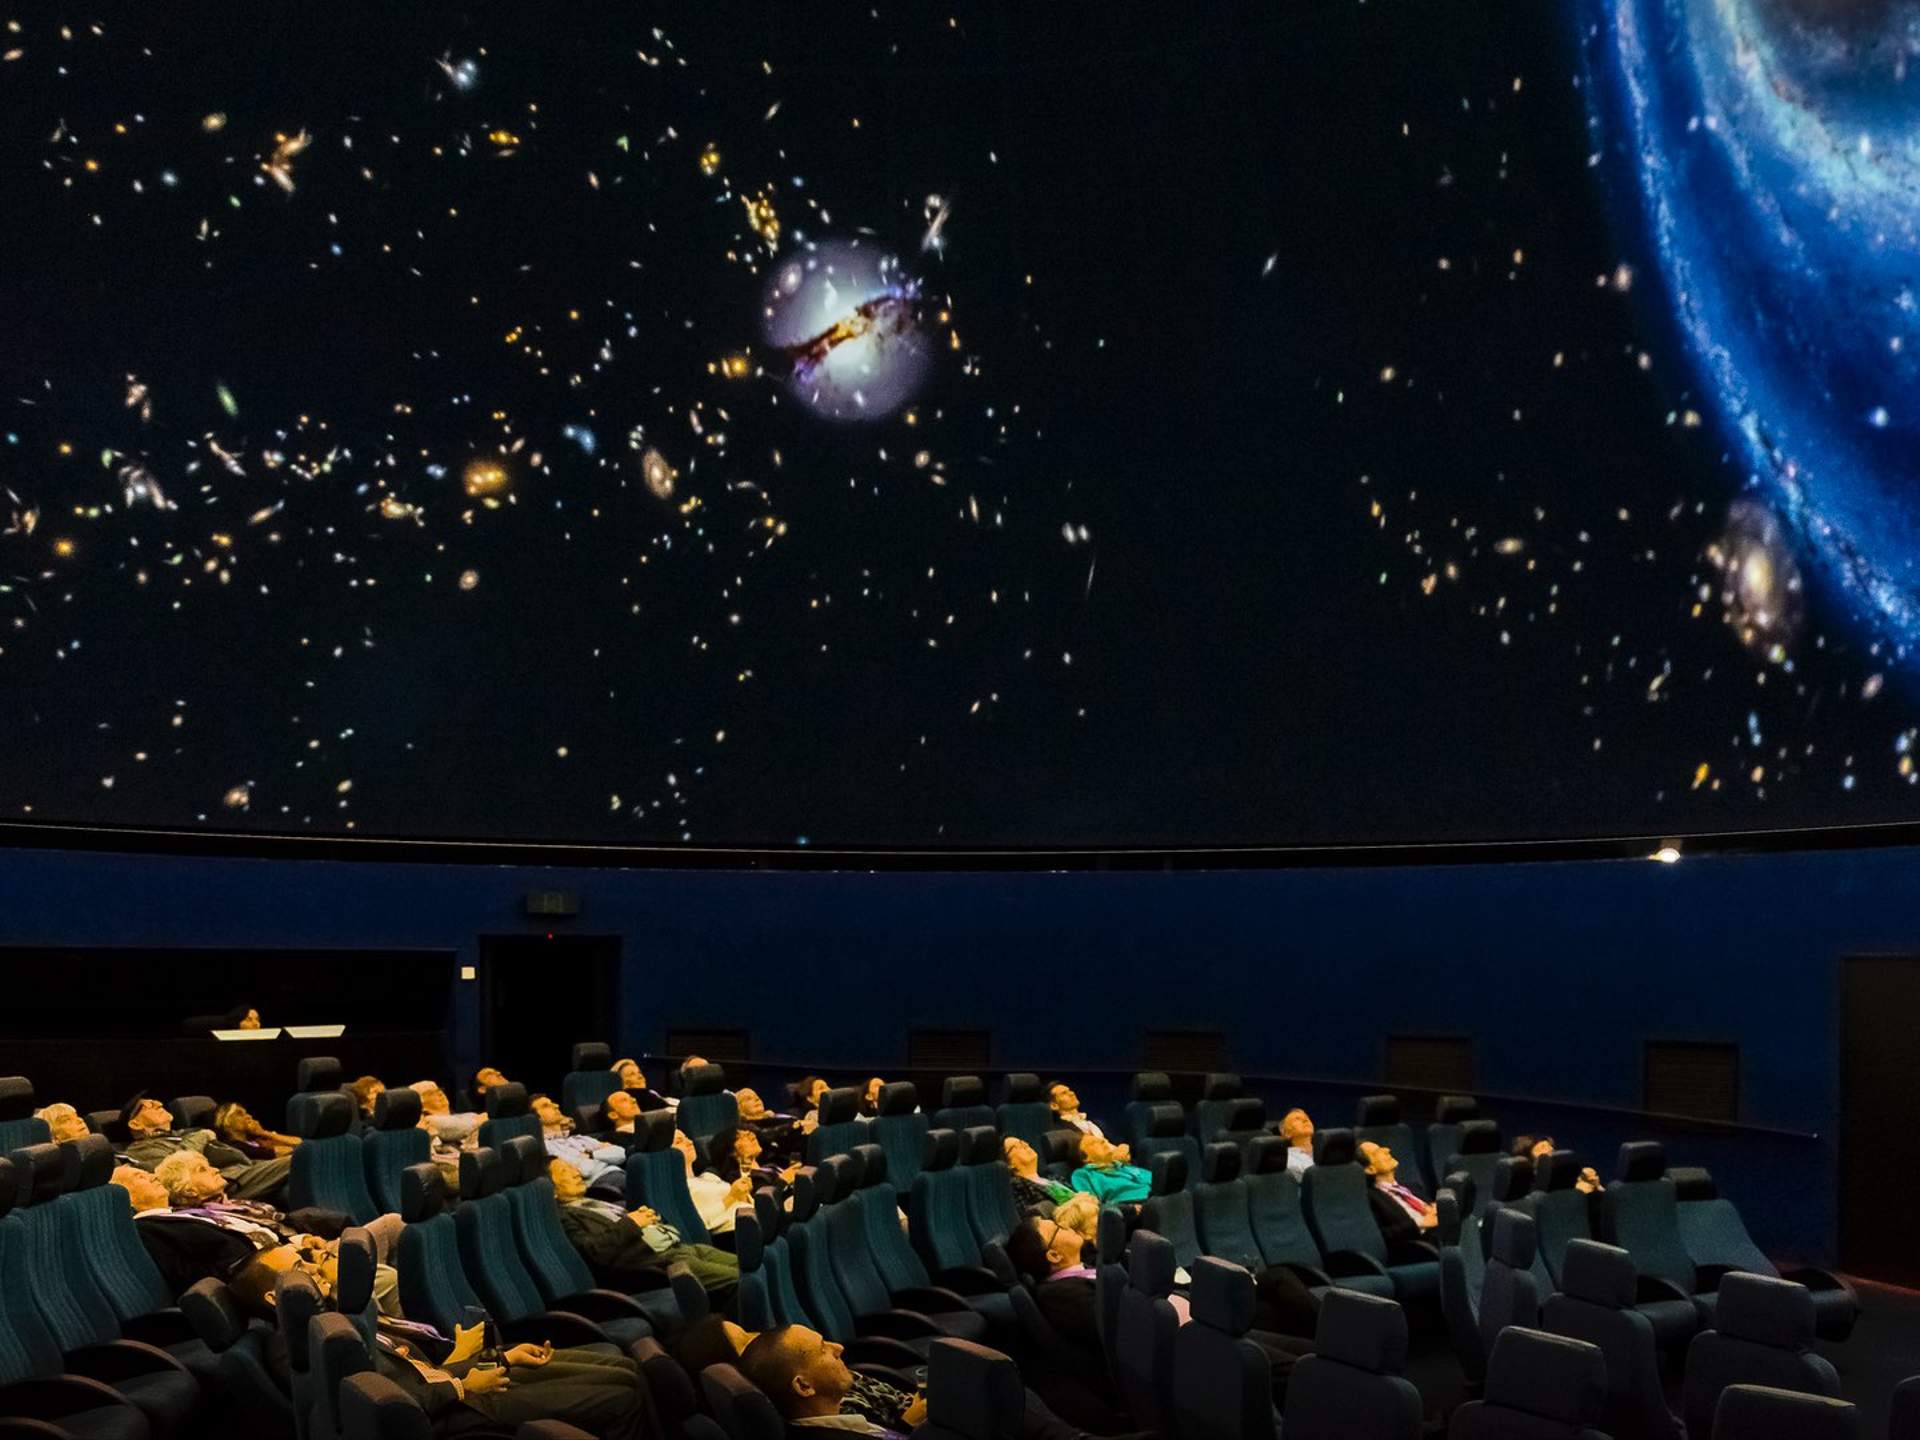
[1069,1162,1152,1205]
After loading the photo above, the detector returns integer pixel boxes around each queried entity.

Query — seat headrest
[922,1128,960,1174]
[1147,1149,1188,1196]
[814,1153,856,1206]
[1489,1156,1533,1203]
[1003,1073,1043,1104]
[1315,1286,1410,1374]
[459,1146,500,1201]
[1201,1142,1241,1185]
[1315,1128,1357,1167]
[752,1187,783,1239]
[1489,1207,1538,1269]
[8,1143,69,1205]
[877,1081,918,1117]
[818,1087,861,1125]
[1201,1072,1242,1101]
[181,1277,246,1351]
[0,1077,34,1121]
[1435,1095,1479,1123]
[1617,1141,1667,1183]
[335,1228,377,1314]
[1223,1097,1266,1132]
[1042,1130,1081,1167]
[787,1167,819,1223]
[1098,1204,1127,1264]
[571,1042,611,1071]
[1355,1094,1401,1128]
[373,1086,423,1131]
[1717,1273,1816,1349]
[632,1109,676,1153]
[683,1063,726,1097]
[86,1109,123,1138]
[295,1056,343,1094]
[961,1126,1000,1166]
[484,1082,529,1118]
[850,1143,887,1187]
[169,1095,217,1132]
[1247,1134,1289,1175]
[1669,1166,1717,1201]
[1127,1229,1176,1297]
[1188,1256,1254,1334]
[572,1102,605,1135]
[61,1134,115,1192]
[275,1269,322,1362]
[1714,1385,1858,1438]
[942,1075,987,1109]
[1536,1150,1586,1193]
[0,1155,17,1218]
[1560,1240,1636,1309]
[501,1133,545,1184]
[1455,1119,1501,1155]
[289,1091,355,1140]
[399,1163,445,1221]
[1484,1327,1605,1425]
[1131,1072,1172,1102]
[926,1337,1025,1440]
[1442,1169,1476,1219]
[1144,1103,1186,1139]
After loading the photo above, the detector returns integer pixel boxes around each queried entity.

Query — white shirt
[686,1169,740,1234]
[1288,1147,1314,1176]
[1059,1113,1104,1139]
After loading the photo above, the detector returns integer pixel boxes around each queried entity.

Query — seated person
[740,1325,904,1439]
[611,1057,669,1111]
[859,1077,885,1119]
[213,1100,302,1159]
[675,1128,750,1236]
[1358,1141,1437,1245]
[1067,1133,1151,1205]
[676,1316,928,1432]
[122,1091,292,1203]
[1049,1083,1103,1139]
[548,1156,740,1302]
[531,1092,627,1192]
[33,1101,91,1145]
[708,1122,801,1189]
[737,1086,802,1166]
[409,1080,482,1144]
[1004,1136,1073,1212]
[1510,1133,1555,1162]
[790,1075,830,1139]
[348,1075,386,1120]
[1052,1191,1101,1247]
[1280,1109,1315,1175]
[603,1089,650,1139]
[469,1065,509,1109]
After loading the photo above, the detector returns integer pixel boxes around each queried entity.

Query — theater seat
[1448,1326,1609,1439]
[1301,1129,1438,1306]
[958,1126,1020,1251]
[361,1087,429,1217]
[933,1077,995,1135]
[559,1042,618,1119]
[1191,1073,1244,1148]
[1354,1095,1424,1201]
[676,1064,737,1146]
[1672,1167,1858,1342]
[1242,1136,1378,1300]
[1425,1096,1482,1195]
[1123,1072,1179,1154]
[1193,1142,1265,1271]
[1114,1231,1181,1433]
[786,1157,938,1376]
[163,1098,215,1135]
[1437,1177,1488,1387]
[1133,1102,1202,1188]
[0,1077,49,1154]
[1283,1287,1421,1440]
[336,1371,430,1440]
[753,1188,812,1328]
[1446,1120,1504,1217]
[917,1338,1026,1440]
[1140,1150,1200,1271]
[822,1149,986,1344]
[701,1363,785,1440]
[476,1082,541,1151]
[1712,1384,1858,1439]
[1890,1376,1920,1440]
[623,1110,709,1244]
[908,1130,1002,1297]
[307,1311,372,1440]
[1520,1151,1598,1290]
[995,1074,1054,1152]
[1095,1207,1128,1376]
[1598,1144,1707,1351]
[1681,1274,1843,1439]
[1216,1097,1270,1158]
[805,1087,865,1167]
[871,1082,928,1192]
[1171,1258,1278,1440]
[274,1268,324,1440]
[1479,1208,1542,1359]
[1541,1240,1684,1440]
[288,1092,379,1224]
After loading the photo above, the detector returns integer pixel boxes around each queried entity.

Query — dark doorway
[1840,956,1920,1283]
[480,935,621,1100]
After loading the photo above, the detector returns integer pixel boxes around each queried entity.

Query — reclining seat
[1478,1208,1543,1359]
[1301,1129,1438,1305]
[1095,1206,1128,1379]
[1487,1158,1554,1298]
[289,1056,361,1136]
[288,1092,379,1223]
[361,1087,430,1217]
[623,1109,710,1244]
[1518,1151,1599,1290]
[1448,1326,1609,1439]
[1283,1287,1422,1440]
[1541,1239,1685,1440]
[1437,1176,1488,1387]
[560,1041,618,1118]
[734,1204,775,1331]
[823,1148,987,1342]
[871,1082,928,1192]
[755,1185,812,1327]
[805,1087,866,1166]
[337,1370,435,1440]
[1711,1384,1860,1439]
[476,1081,541,1151]
[959,1126,1021,1251]
[307,1310,373,1440]
[917,1337,1027,1440]
[1598,1142,1710,1349]
[1139,1150,1201,1272]
[702,1362,787,1440]
[1424,1096,1482,1195]
[1191,1074,1244,1145]
[1123,1072,1179,1154]
[1680,1273,1843,1439]
[933,1077,996,1135]
[1193,1142,1265,1272]
[1170,1257,1279,1440]
[166,1097,215,1134]
[995,1074,1055,1152]
[1242,1135,1384,1301]
[179,1275,294,1433]
[275,1267,325,1440]
[1672,1166,1859,1341]
[3,1142,200,1440]
[0,1076,48,1151]
[1133,1102,1202,1187]
[907,1130,1004,1295]
[1353,1095,1424,1199]
[1218,1098,1270,1161]
[1114,1230,1181,1433]
[676,1064,737,1146]
[1446,1120,1505,1217]
[849,1142,1008,1330]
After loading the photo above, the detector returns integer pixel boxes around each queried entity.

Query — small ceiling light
[1651,844,1682,865]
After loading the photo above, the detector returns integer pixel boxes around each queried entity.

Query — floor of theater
[1398,1274,1915,1433]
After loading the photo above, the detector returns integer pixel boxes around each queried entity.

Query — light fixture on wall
[1650,842,1682,865]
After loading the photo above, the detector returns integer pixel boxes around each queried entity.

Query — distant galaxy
[763,241,934,422]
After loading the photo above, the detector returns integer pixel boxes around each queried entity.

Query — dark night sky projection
[1,3,1915,848]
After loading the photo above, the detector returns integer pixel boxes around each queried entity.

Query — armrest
[1322,1250,1390,1280]
[888,1285,978,1314]
[121,1307,199,1348]
[1279,1261,1334,1290]
[63,1338,195,1384]
[932,1265,1007,1296]
[668,1262,710,1324]
[0,1374,150,1421]
[1386,1241,1439,1265]
[1634,1275,1693,1306]
[1781,1265,1855,1299]
[553,1288,651,1322]
[852,1309,945,1342]
[498,1311,615,1350]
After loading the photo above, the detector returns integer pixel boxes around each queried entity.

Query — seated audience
[1049,1083,1103,1138]
[859,1077,885,1119]
[1067,1133,1151,1205]
[612,1057,669,1111]
[409,1079,482,1144]
[548,1156,740,1301]
[1280,1108,1315,1175]
[676,1128,750,1236]
[1358,1140,1437,1243]
[122,1091,292,1203]
[1510,1133,1555,1162]
[532,1092,627,1192]
[707,1122,802,1188]
[1005,1136,1074,1212]
[348,1074,386,1119]
[213,1100,302,1159]
[33,1101,91,1144]
[791,1075,830,1138]
[743,1326,930,1439]
[737,1086,802,1165]
[1052,1191,1101,1247]
[677,1316,931,1432]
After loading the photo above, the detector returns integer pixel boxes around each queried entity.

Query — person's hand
[778,1162,802,1182]
[1113,1143,1132,1165]
[1416,1208,1439,1229]
[902,1393,929,1428]
[799,1111,820,1135]
[505,1342,553,1368]
[463,1365,512,1395]
[446,1323,487,1367]
[726,1176,755,1204]
[628,1205,662,1227]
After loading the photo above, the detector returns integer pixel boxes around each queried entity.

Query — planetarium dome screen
[0,5,1912,848]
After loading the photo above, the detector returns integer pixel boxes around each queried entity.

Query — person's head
[862,1077,884,1105]
[1002,1136,1039,1177]
[348,1076,385,1116]
[154,1148,229,1205]
[736,1086,769,1121]
[228,1243,331,1321]
[681,1056,709,1075]
[738,1326,852,1421]
[548,1156,589,1202]
[113,1164,170,1212]
[1005,1215,1086,1282]
[531,1094,571,1135]
[709,1124,761,1181]
[1054,1191,1100,1244]
[672,1128,701,1173]
[1529,1137,1555,1161]
[1049,1083,1081,1116]
[1078,1132,1123,1169]
[1358,1140,1400,1183]
[472,1066,507,1098]
[604,1090,641,1127]
[237,1008,262,1030]
[612,1058,648,1090]
[794,1076,828,1109]
[1280,1108,1314,1150]
[409,1081,449,1116]
[213,1101,257,1141]
[123,1094,173,1138]
[34,1102,89,1145]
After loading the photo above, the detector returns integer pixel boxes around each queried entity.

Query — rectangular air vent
[1645,1041,1739,1123]
[665,1027,750,1064]
[908,1028,992,1070]
[1386,1035,1475,1093]
[1144,1029,1228,1074]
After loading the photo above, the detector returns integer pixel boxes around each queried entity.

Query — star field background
[1,3,1913,849]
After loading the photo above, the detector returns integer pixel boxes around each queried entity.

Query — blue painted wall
[0,841,1906,1262]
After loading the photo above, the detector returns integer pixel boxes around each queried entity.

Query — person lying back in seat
[741,1325,914,1439]
[531,1092,626,1192]
[33,1101,91,1144]
[1049,1084,1104,1139]
[676,1127,750,1236]
[408,1080,481,1144]
[213,1100,302,1159]
[122,1091,293,1204]
[708,1122,802,1189]
[348,1075,386,1120]
[547,1155,739,1301]
[1066,1133,1151,1206]
[677,1316,932,1434]
[737,1086,802,1166]
[1358,1140,1437,1244]
[1280,1109,1316,1175]
[1004,1136,1073,1212]
[611,1057,670,1112]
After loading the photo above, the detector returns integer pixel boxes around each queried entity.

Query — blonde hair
[1053,1191,1100,1242]
[152,1150,216,1201]
[33,1101,78,1124]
